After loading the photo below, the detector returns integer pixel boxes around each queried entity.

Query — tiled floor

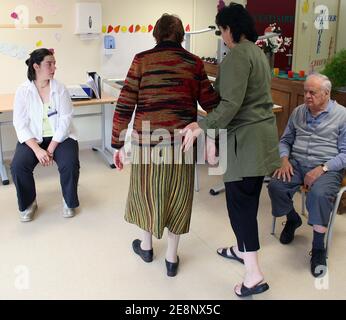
[0,149,345,299]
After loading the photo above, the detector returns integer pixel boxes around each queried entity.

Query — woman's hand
[34,148,52,166]
[180,122,203,152]
[46,141,59,166]
[25,139,52,166]
[113,147,126,171]
[47,141,59,156]
[205,137,218,165]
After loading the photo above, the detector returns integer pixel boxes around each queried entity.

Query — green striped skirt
[125,145,195,239]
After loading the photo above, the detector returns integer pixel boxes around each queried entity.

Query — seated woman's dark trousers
[11,137,80,211]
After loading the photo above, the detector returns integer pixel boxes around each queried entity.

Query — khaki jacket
[199,41,280,182]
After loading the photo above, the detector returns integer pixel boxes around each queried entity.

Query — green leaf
[321,49,346,89]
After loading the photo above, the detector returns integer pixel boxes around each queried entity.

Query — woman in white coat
[11,48,80,222]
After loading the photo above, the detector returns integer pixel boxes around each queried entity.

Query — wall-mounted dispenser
[75,2,102,40]
[104,35,116,55]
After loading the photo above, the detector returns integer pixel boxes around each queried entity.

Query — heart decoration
[107,25,113,33]
[135,25,141,32]
[148,24,153,33]
[10,12,19,20]
[129,25,134,33]
[35,16,43,24]
[114,25,120,33]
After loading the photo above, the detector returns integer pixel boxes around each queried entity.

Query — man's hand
[272,157,294,182]
[304,166,324,189]
[180,122,203,152]
[113,147,126,171]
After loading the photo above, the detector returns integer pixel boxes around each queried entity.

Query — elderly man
[268,73,346,277]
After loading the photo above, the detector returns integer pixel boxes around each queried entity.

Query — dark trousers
[225,176,264,252]
[267,159,343,226]
[11,137,80,211]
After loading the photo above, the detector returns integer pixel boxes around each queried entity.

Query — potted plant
[321,49,346,92]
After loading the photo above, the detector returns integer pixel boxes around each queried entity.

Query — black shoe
[279,217,302,244]
[235,282,270,298]
[310,248,327,278]
[132,239,153,263]
[165,256,179,277]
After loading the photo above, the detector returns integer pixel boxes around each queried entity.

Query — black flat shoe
[235,282,269,298]
[310,248,327,278]
[165,256,179,277]
[132,239,153,263]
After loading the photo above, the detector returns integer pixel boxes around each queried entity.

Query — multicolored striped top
[111,41,220,149]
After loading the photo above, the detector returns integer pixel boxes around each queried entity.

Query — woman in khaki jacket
[182,3,280,297]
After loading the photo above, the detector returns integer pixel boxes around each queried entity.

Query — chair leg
[194,165,199,192]
[301,190,307,217]
[325,186,346,258]
[271,216,276,235]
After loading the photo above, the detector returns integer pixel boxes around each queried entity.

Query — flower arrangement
[255,23,292,54]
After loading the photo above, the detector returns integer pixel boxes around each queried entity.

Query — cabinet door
[271,88,291,137]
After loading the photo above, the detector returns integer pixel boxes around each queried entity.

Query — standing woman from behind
[112,14,219,277]
[11,48,80,222]
[182,4,280,297]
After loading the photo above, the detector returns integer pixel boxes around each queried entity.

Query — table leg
[92,104,115,168]
[194,165,199,192]
[0,122,10,185]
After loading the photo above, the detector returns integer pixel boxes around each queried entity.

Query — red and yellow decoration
[102,23,190,34]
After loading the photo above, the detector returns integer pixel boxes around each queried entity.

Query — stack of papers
[67,85,90,100]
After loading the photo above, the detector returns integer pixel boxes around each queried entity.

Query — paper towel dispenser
[75,2,102,36]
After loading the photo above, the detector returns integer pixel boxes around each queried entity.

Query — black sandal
[217,246,244,264]
[235,282,269,298]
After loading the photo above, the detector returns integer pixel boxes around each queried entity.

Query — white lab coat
[13,79,77,144]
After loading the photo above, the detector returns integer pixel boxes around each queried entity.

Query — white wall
[100,0,195,79]
[193,0,247,59]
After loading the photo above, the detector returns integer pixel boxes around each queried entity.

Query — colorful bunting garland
[102,24,189,34]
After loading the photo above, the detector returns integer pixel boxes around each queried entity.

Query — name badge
[47,109,57,117]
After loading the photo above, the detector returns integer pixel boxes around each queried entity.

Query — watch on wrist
[321,164,329,173]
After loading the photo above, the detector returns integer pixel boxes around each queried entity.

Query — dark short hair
[153,14,185,44]
[25,48,54,81]
[216,3,258,43]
